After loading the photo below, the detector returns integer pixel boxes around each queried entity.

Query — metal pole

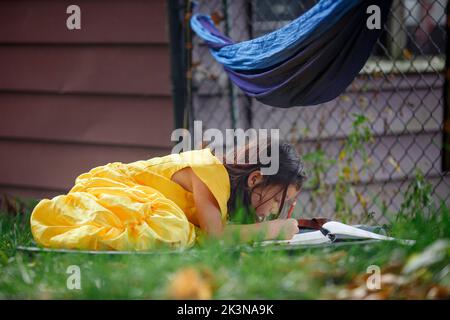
[223,0,238,130]
[244,0,253,129]
[167,0,186,132]
[185,0,195,148]
[387,0,407,59]
[443,1,450,172]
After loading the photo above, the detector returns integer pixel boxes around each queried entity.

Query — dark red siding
[0,0,174,199]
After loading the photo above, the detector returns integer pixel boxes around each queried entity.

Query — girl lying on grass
[30,139,306,251]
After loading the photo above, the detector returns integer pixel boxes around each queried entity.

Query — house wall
[0,0,174,199]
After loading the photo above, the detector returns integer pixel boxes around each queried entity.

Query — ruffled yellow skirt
[30,162,197,251]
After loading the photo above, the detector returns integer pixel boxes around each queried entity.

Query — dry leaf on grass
[166,267,214,300]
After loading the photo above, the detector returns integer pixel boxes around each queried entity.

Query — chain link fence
[186,0,449,223]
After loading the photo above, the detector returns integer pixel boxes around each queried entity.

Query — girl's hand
[269,218,299,240]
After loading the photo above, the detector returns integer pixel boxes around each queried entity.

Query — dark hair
[221,138,307,222]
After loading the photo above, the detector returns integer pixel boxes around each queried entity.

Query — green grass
[0,178,449,299]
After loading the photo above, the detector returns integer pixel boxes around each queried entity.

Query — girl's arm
[222,219,299,242]
[190,168,298,242]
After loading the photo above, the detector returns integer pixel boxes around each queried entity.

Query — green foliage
[302,113,374,223]
[391,172,450,250]
[397,170,434,221]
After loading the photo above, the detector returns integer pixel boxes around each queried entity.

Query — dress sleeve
[181,148,231,222]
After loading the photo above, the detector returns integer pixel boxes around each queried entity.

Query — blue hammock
[190,0,393,108]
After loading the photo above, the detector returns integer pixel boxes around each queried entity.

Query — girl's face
[247,171,299,221]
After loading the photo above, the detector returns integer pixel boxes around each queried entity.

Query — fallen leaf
[167,267,213,300]
[403,49,413,60]
[426,285,449,299]
[403,240,450,274]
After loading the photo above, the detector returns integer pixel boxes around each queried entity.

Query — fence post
[223,0,238,130]
[444,2,450,172]
[387,0,407,59]
[167,0,187,132]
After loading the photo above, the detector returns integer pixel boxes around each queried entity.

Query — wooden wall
[0,0,174,199]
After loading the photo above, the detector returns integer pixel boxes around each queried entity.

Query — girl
[30,139,306,251]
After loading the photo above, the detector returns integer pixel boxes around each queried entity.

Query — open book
[258,221,415,247]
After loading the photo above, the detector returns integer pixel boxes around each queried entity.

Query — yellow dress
[30,148,230,251]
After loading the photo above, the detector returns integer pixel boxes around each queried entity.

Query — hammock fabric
[190,0,393,108]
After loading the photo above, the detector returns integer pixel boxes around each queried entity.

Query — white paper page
[323,221,395,240]
[324,222,416,245]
